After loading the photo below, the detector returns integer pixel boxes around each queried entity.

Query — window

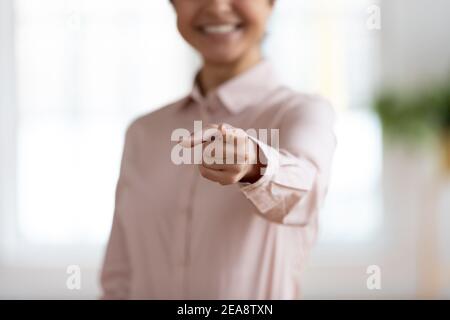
[13,0,197,246]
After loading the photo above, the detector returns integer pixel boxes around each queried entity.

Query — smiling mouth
[198,23,244,35]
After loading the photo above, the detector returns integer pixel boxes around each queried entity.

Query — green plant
[373,76,450,147]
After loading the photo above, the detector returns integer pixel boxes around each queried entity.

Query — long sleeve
[99,124,137,299]
[240,96,337,226]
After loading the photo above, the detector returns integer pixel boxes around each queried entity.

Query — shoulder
[274,87,336,126]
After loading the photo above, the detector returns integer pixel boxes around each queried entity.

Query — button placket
[198,99,211,124]
[177,106,210,297]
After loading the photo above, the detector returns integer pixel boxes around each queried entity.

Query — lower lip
[199,27,244,42]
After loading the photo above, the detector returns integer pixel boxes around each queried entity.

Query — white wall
[380,0,450,88]
[0,0,18,263]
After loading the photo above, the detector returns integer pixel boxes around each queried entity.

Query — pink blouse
[100,60,337,299]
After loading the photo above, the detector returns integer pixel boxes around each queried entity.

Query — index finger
[179,125,221,148]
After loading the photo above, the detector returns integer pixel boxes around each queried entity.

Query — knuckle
[229,165,241,173]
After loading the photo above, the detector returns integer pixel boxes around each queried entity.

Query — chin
[202,50,244,65]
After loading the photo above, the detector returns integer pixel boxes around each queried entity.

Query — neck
[198,47,263,95]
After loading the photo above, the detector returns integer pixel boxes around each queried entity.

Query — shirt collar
[183,59,280,114]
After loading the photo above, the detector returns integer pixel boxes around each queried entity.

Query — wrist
[240,140,265,184]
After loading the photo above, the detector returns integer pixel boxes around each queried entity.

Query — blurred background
[0,0,449,299]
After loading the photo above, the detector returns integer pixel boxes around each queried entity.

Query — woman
[100,0,336,299]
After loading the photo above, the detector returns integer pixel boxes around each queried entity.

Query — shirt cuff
[238,135,281,213]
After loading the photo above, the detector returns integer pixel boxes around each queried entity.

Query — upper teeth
[203,24,237,34]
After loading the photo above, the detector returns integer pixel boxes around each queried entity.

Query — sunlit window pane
[15,0,196,244]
